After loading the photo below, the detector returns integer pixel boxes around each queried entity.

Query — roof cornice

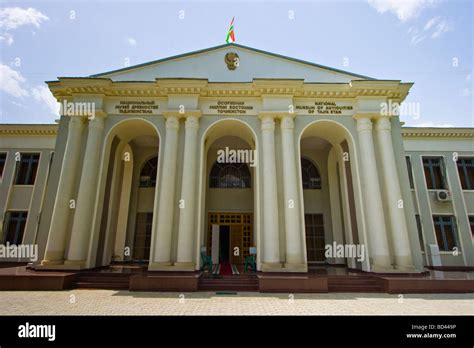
[46,78,412,100]
[0,124,58,136]
[401,127,474,138]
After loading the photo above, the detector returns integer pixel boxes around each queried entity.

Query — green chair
[244,254,256,273]
[201,252,213,272]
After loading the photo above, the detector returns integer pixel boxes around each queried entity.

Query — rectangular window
[3,211,28,245]
[469,216,474,238]
[0,153,6,179]
[304,214,325,262]
[423,157,446,190]
[15,153,40,185]
[406,156,415,189]
[415,214,424,251]
[433,215,459,252]
[456,157,474,190]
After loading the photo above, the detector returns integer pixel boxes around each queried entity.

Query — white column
[354,115,392,271]
[259,114,280,268]
[152,115,180,266]
[176,114,200,268]
[42,116,85,265]
[65,115,105,267]
[280,115,304,267]
[375,116,414,271]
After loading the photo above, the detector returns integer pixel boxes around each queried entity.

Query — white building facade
[1,44,473,274]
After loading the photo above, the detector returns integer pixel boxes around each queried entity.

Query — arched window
[301,158,321,189]
[209,162,251,188]
[140,156,158,187]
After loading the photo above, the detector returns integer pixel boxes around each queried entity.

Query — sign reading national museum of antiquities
[205,100,255,115]
[114,100,159,114]
[295,101,354,115]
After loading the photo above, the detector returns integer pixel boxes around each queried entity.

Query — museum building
[0,44,473,291]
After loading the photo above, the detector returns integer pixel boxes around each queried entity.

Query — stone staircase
[74,272,131,290]
[198,274,259,292]
[328,275,384,292]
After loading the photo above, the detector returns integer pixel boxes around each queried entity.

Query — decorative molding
[47,78,414,101]
[0,125,58,136]
[401,127,474,138]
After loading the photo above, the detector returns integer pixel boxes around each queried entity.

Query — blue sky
[0,0,472,126]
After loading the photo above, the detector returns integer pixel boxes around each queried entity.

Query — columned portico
[374,116,414,271]
[354,114,392,271]
[280,113,305,270]
[258,113,281,270]
[149,113,180,270]
[32,45,430,281]
[175,112,201,270]
[41,116,86,266]
[65,113,106,268]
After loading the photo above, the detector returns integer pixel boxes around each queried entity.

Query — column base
[283,262,307,272]
[40,259,65,266]
[172,262,196,271]
[371,264,395,273]
[63,259,87,270]
[147,262,174,271]
[394,264,417,272]
[35,260,88,270]
[261,262,283,272]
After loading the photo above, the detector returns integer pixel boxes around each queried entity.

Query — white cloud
[0,64,29,97]
[430,18,451,38]
[0,7,49,30]
[127,37,137,46]
[31,85,60,115]
[409,28,427,45]
[411,122,455,127]
[424,16,440,30]
[0,7,48,45]
[367,0,437,22]
[409,16,451,45]
[11,100,26,108]
[461,88,472,97]
[0,32,13,45]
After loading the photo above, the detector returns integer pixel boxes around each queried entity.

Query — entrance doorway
[208,212,252,264]
[305,214,325,262]
[219,225,230,263]
[133,212,152,260]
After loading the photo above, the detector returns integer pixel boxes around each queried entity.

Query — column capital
[165,115,180,130]
[162,110,201,120]
[354,115,373,132]
[260,115,275,131]
[68,116,87,127]
[258,111,296,121]
[88,114,105,130]
[374,115,392,131]
[280,115,295,130]
[185,115,200,129]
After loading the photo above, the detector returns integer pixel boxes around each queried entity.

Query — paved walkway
[0,290,473,315]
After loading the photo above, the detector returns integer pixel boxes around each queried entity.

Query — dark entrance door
[133,212,153,260]
[219,225,230,263]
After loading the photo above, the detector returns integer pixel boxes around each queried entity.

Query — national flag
[226,17,235,43]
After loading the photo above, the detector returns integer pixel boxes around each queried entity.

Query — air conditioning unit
[436,190,452,202]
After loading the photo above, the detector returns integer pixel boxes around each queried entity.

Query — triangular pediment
[91,43,373,83]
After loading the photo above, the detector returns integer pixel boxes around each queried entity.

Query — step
[76,276,129,283]
[199,285,259,291]
[75,282,129,289]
